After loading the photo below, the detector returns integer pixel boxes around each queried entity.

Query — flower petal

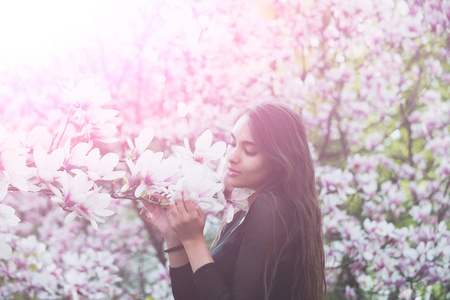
[194,130,212,152]
[64,211,78,223]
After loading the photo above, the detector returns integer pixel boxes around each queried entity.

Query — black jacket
[170,192,296,300]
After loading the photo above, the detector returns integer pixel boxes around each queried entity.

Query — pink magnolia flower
[355,172,378,198]
[435,157,450,177]
[127,151,181,197]
[318,167,355,199]
[410,202,433,223]
[347,154,378,173]
[49,171,114,230]
[398,289,412,299]
[345,285,357,299]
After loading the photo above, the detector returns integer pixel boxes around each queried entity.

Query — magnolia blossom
[126,127,155,159]
[0,204,16,260]
[318,167,355,199]
[127,151,181,198]
[20,126,54,152]
[0,234,12,259]
[345,286,357,299]
[410,202,433,223]
[49,171,114,230]
[63,139,93,171]
[217,188,255,223]
[82,119,120,144]
[173,129,226,165]
[85,148,126,181]
[33,146,65,183]
[64,79,121,144]
[64,78,111,109]
[0,126,34,200]
[0,204,21,227]
[354,172,378,199]
[170,165,224,212]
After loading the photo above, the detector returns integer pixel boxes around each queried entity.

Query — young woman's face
[226,115,273,193]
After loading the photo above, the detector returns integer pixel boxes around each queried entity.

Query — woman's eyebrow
[230,133,257,146]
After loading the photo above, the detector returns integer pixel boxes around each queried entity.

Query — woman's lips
[227,167,241,177]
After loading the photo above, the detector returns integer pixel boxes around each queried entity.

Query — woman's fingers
[195,203,205,221]
[141,199,155,211]
[173,191,184,211]
[169,191,204,221]
[183,195,198,216]
[139,208,152,223]
[174,190,192,216]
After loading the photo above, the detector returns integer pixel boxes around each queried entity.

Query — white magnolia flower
[0,204,21,227]
[0,234,12,259]
[218,188,255,223]
[64,78,111,109]
[173,129,226,165]
[83,119,119,144]
[64,79,121,144]
[171,165,224,212]
[127,128,155,159]
[33,145,65,183]
[63,139,93,170]
[21,126,53,152]
[129,151,181,198]
[0,126,33,200]
[85,148,126,181]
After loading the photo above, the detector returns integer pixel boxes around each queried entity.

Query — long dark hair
[243,102,326,300]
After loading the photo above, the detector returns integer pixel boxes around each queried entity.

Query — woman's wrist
[164,236,190,268]
[163,234,182,248]
[181,236,205,248]
[181,237,214,273]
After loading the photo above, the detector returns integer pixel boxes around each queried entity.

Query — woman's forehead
[231,115,254,141]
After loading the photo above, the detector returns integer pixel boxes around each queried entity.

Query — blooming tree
[0,0,449,299]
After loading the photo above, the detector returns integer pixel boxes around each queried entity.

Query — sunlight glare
[0,0,107,68]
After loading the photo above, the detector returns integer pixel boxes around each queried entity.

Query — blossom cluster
[0,80,254,298]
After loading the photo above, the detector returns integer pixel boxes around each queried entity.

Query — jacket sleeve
[170,263,199,299]
[192,196,280,300]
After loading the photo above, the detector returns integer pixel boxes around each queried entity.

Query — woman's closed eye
[228,138,257,156]
[244,149,256,156]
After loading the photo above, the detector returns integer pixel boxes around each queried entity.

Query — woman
[140,103,326,299]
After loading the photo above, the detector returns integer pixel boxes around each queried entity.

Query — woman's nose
[226,146,239,164]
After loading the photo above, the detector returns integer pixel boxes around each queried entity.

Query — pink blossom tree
[0,0,449,298]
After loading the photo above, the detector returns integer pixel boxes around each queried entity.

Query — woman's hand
[140,196,192,268]
[168,191,206,245]
[168,191,213,272]
[140,200,179,244]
